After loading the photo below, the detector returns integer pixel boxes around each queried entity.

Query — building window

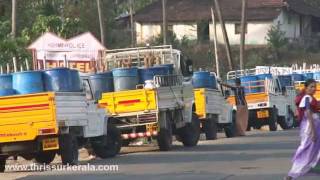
[235,23,247,34]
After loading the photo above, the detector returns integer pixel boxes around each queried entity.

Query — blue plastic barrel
[89,72,114,99]
[209,74,217,89]
[278,75,293,87]
[0,74,12,90]
[240,75,260,93]
[192,71,211,88]
[0,89,15,96]
[291,74,305,82]
[44,68,81,92]
[160,64,174,74]
[113,67,139,91]
[69,69,81,91]
[139,66,169,84]
[314,72,320,80]
[13,71,44,94]
[304,73,314,80]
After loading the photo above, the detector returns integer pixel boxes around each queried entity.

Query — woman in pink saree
[286,79,320,180]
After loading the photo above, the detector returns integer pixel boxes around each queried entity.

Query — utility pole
[11,0,16,38]
[97,0,105,46]
[162,0,167,45]
[214,0,233,71]
[240,0,247,70]
[211,8,220,78]
[129,0,135,47]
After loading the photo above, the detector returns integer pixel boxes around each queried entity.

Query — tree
[25,15,83,39]
[0,21,30,67]
[266,25,288,59]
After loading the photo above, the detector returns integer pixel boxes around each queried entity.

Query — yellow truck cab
[226,67,296,131]
[99,45,200,151]
[0,77,121,172]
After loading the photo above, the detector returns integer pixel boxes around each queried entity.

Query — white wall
[274,10,301,39]
[210,22,273,45]
[172,24,198,40]
[136,22,198,43]
[136,22,161,44]
[136,10,303,45]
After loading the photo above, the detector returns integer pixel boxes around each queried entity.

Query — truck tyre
[278,108,295,130]
[0,156,6,173]
[34,151,56,164]
[92,124,122,159]
[179,113,201,147]
[59,134,79,165]
[157,112,173,151]
[269,108,278,131]
[203,118,217,140]
[224,111,236,138]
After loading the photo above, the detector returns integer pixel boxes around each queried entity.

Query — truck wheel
[203,118,217,140]
[224,123,236,138]
[179,113,201,147]
[269,108,278,131]
[92,124,122,159]
[0,156,6,173]
[59,134,79,165]
[278,109,294,130]
[35,151,56,164]
[157,112,173,151]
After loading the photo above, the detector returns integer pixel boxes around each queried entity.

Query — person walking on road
[219,78,248,136]
[286,79,320,180]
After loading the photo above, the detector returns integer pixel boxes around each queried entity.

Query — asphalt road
[3,129,320,180]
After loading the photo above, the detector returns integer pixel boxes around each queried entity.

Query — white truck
[193,82,236,140]
[99,45,200,151]
[226,67,296,131]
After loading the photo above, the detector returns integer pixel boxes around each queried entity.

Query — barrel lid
[0,74,12,77]
[112,67,138,71]
[89,72,113,78]
[13,70,43,75]
[45,67,70,72]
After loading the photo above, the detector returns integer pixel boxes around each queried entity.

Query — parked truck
[193,84,236,140]
[0,78,121,172]
[226,68,296,131]
[99,45,200,151]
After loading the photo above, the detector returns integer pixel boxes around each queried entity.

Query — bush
[266,25,288,59]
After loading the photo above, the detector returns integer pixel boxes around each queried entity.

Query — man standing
[219,78,248,136]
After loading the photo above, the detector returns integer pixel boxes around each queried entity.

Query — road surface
[3,129,320,180]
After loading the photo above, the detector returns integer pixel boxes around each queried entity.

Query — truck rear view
[226,68,296,131]
[100,46,200,151]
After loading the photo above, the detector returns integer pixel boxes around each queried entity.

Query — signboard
[28,32,106,73]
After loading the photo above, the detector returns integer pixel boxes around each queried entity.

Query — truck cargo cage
[104,45,181,70]
[153,75,183,87]
[227,67,293,80]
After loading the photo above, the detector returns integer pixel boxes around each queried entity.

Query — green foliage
[25,15,83,40]
[0,21,30,66]
[147,31,180,47]
[266,25,288,51]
